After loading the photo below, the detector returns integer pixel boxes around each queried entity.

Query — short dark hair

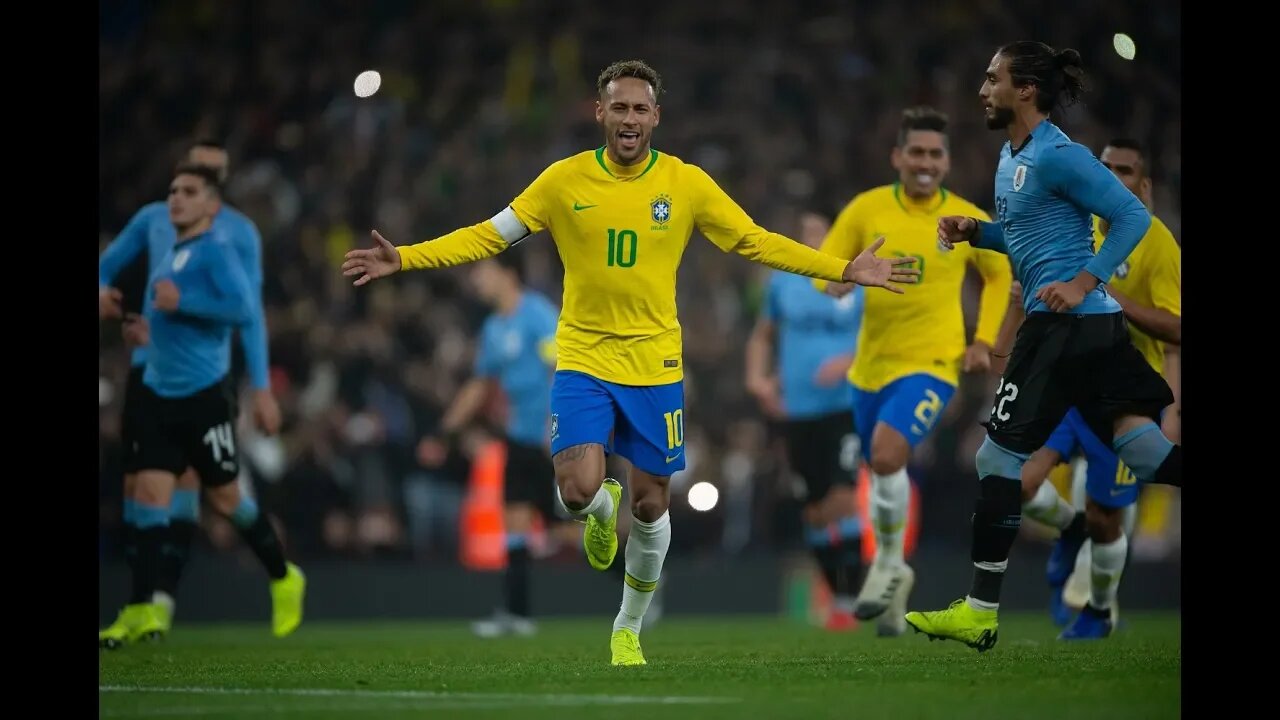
[493,249,525,283]
[898,106,949,147]
[192,138,226,152]
[173,163,223,197]
[597,60,663,99]
[1104,137,1147,176]
[998,41,1087,113]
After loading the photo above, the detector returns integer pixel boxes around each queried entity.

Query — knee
[555,470,599,510]
[868,434,907,476]
[803,502,826,528]
[204,483,241,517]
[975,437,1026,480]
[1085,503,1123,543]
[630,478,670,523]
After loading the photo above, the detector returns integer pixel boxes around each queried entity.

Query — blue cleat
[1047,531,1086,587]
[1058,604,1113,640]
[1048,583,1073,627]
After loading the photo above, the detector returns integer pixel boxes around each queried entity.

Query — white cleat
[877,564,914,637]
[854,560,908,621]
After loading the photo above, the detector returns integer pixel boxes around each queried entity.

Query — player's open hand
[937,216,978,251]
[1035,279,1087,312]
[153,279,180,312]
[343,230,403,287]
[843,236,919,294]
[100,287,124,319]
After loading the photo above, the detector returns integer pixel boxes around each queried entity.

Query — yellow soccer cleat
[99,603,168,649]
[904,598,999,652]
[584,478,623,571]
[610,628,647,666]
[271,563,306,638]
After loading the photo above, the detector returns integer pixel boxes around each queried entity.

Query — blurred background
[98,0,1180,621]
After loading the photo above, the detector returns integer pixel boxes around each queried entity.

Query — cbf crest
[650,193,672,230]
[1013,165,1027,192]
[550,413,559,440]
[1115,261,1130,279]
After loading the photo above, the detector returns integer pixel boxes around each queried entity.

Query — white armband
[490,206,532,245]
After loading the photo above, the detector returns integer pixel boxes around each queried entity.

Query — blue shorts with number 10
[850,374,956,459]
[550,370,686,476]
[1045,407,1139,509]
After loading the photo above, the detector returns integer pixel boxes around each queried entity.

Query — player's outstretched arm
[938,215,1007,254]
[342,218,516,287]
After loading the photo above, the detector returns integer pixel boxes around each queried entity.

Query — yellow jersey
[397,148,850,385]
[818,184,1012,391]
[1092,215,1181,374]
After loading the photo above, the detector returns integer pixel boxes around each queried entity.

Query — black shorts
[985,312,1174,455]
[132,378,242,487]
[783,410,859,501]
[504,439,557,519]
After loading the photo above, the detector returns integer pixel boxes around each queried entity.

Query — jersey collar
[595,147,659,180]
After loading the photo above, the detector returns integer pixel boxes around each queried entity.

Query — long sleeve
[974,219,1008,254]
[812,196,869,292]
[232,218,271,389]
[397,222,511,270]
[1043,143,1152,283]
[689,165,848,283]
[177,240,253,325]
[99,204,158,286]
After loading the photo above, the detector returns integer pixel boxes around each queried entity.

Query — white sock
[1122,503,1137,537]
[613,510,671,634]
[151,591,175,616]
[967,560,1006,611]
[1089,535,1127,610]
[1069,458,1088,510]
[559,481,615,525]
[871,468,909,566]
[1023,481,1075,530]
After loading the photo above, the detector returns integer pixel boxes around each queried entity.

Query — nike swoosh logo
[573,202,598,211]
[665,453,682,464]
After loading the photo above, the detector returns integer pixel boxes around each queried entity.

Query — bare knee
[1020,448,1060,503]
[1085,501,1123,543]
[203,482,242,517]
[630,471,670,523]
[133,470,176,507]
[868,424,909,476]
[803,502,826,528]
[553,443,605,509]
[176,468,200,491]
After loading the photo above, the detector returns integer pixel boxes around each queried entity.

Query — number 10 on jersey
[607,229,638,268]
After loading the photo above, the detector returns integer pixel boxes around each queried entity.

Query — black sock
[123,523,139,591]
[132,526,168,604]
[838,543,864,599]
[505,546,531,618]
[811,543,843,598]
[236,513,287,580]
[1154,445,1181,488]
[968,475,1022,605]
[157,520,198,598]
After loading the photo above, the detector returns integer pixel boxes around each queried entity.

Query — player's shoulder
[216,205,261,237]
[135,201,168,222]
[1033,124,1093,167]
[1143,215,1180,253]
[838,185,896,216]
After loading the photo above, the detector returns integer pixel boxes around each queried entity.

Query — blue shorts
[1045,408,1138,509]
[850,374,956,460]
[549,370,686,476]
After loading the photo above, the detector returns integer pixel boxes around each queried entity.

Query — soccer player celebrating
[905,42,1180,651]
[1016,138,1181,639]
[744,210,865,631]
[816,107,1012,636]
[342,60,919,665]
[99,166,303,649]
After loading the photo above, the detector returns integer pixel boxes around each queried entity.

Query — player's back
[1092,215,1180,373]
[479,290,560,446]
[145,229,252,398]
[994,121,1121,316]
[767,270,861,418]
[830,185,998,389]
[511,149,704,385]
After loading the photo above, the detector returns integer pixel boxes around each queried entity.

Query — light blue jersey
[99,203,269,388]
[976,120,1151,315]
[761,271,862,418]
[475,291,560,446]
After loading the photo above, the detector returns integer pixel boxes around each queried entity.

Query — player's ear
[652,104,660,128]
[890,146,903,169]
[595,100,604,123]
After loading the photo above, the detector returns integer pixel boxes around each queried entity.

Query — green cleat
[99,603,168,649]
[271,563,306,638]
[904,598,999,652]
[610,628,647,666]
[583,478,623,571]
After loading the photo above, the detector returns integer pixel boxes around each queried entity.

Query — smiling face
[892,129,950,198]
[596,76,660,165]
